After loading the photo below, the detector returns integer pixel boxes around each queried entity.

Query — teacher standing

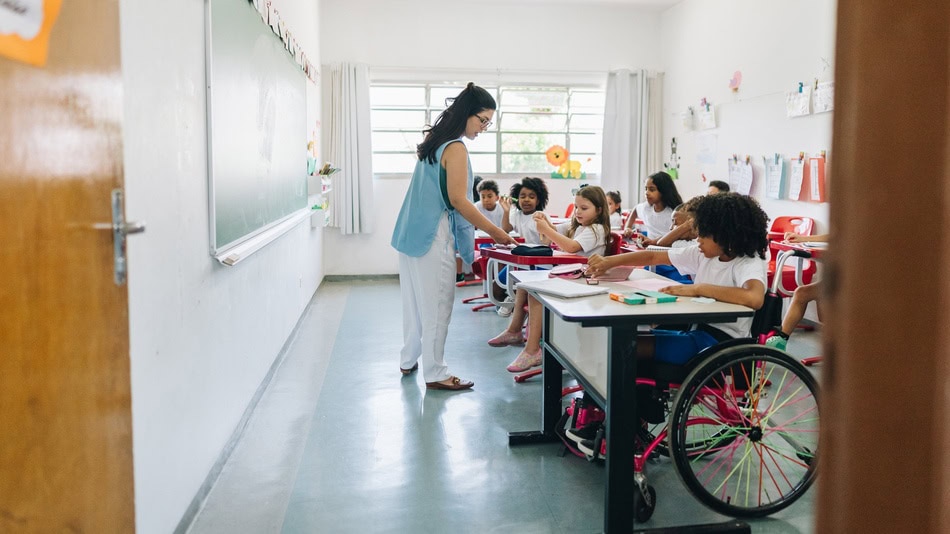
[391,83,516,391]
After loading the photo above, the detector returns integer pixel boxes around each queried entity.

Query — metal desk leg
[605,326,637,533]
[508,306,562,445]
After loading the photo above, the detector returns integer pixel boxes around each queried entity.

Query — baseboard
[323,274,398,282]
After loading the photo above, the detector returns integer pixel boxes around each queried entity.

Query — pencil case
[608,290,678,305]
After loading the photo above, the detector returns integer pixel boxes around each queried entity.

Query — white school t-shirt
[554,222,606,257]
[475,201,504,228]
[609,211,622,229]
[667,245,768,339]
[635,201,673,239]
[508,208,541,244]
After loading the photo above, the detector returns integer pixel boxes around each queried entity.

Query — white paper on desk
[801,242,828,248]
[515,278,609,298]
[616,278,681,292]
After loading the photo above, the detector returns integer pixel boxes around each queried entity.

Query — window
[370,83,604,176]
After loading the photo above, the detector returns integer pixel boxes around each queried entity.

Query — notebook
[515,277,610,299]
[589,264,636,282]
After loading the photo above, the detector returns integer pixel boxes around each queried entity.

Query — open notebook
[515,277,610,298]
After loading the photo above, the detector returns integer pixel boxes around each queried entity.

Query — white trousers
[398,213,456,382]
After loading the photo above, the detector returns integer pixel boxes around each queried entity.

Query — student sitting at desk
[606,190,623,229]
[488,186,612,372]
[641,195,701,248]
[588,192,768,366]
[493,177,551,312]
[622,171,683,241]
[764,232,829,351]
[474,179,504,228]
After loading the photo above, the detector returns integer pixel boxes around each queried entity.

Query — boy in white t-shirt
[587,192,769,365]
[474,179,504,228]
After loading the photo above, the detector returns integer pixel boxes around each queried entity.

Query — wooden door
[0,0,135,532]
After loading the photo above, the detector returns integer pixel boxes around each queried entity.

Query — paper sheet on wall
[813,82,834,113]
[786,86,811,118]
[0,0,62,67]
[727,158,741,193]
[697,107,716,130]
[737,159,753,195]
[809,157,826,202]
[788,158,806,200]
[764,155,786,199]
[695,133,717,164]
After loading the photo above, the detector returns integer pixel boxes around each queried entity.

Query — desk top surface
[511,269,754,327]
[480,247,589,265]
[769,241,826,259]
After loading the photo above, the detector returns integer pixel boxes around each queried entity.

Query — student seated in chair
[764,232,829,351]
[587,193,768,367]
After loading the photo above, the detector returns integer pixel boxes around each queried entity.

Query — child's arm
[499,196,514,233]
[622,206,639,235]
[660,279,766,309]
[534,213,584,252]
[786,232,829,243]
[649,223,694,247]
[586,250,670,277]
[443,143,516,245]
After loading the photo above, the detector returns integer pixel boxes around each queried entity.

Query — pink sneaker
[488,329,525,347]
[507,348,542,372]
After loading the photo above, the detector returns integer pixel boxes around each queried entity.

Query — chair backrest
[769,216,814,238]
[564,203,575,218]
[608,231,624,256]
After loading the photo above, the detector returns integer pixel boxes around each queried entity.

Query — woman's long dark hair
[417,83,496,163]
[649,171,683,210]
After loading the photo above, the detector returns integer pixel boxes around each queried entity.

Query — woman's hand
[586,254,612,277]
[660,284,700,297]
[491,228,517,246]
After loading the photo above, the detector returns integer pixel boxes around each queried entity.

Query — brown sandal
[399,363,419,376]
[426,376,474,391]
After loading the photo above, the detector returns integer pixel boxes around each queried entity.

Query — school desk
[508,269,754,533]
[479,247,589,311]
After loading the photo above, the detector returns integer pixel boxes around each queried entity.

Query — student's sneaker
[487,329,525,347]
[566,421,603,446]
[496,296,514,317]
[506,348,542,373]
[764,329,789,351]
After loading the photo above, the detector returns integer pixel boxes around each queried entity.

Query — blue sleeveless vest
[391,139,475,264]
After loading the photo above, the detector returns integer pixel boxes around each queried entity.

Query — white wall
[320,0,665,275]
[660,0,836,232]
[119,1,321,532]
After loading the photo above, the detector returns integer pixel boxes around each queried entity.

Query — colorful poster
[0,0,63,67]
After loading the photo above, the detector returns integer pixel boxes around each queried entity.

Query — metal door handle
[93,189,146,286]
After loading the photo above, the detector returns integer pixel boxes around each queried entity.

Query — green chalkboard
[206,0,307,254]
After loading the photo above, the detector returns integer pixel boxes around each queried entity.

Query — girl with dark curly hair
[499,176,549,244]
[586,193,769,365]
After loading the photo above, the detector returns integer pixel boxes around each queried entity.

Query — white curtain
[600,69,663,205]
[327,63,374,234]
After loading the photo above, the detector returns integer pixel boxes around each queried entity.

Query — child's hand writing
[784,232,805,243]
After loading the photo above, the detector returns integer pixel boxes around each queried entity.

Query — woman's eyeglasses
[475,115,493,129]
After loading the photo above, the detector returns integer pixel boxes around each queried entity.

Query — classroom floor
[185,278,823,534]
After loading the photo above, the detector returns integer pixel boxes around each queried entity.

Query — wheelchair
[573,278,820,523]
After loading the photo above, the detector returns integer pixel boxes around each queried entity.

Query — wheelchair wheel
[668,345,819,517]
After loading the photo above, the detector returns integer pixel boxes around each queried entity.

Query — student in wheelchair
[587,192,769,372]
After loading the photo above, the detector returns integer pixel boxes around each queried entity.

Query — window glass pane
[569,133,603,154]
[372,131,423,152]
[501,89,568,113]
[570,91,606,110]
[373,153,418,174]
[570,113,604,131]
[430,86,466,110]
[371,109,427,129]
[470,153,498,174]
[571,154,601,174]
[501,112,567,132]
[466,132,496,153]
[501,133,566,153]
[370,86,426,108]
[501,154,549,173]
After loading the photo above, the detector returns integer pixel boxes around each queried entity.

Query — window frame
[369,82,604,179]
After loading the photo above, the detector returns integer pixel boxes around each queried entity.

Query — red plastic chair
[564,203,575,218]
[766,216,816,297]
[462,255,496,311]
